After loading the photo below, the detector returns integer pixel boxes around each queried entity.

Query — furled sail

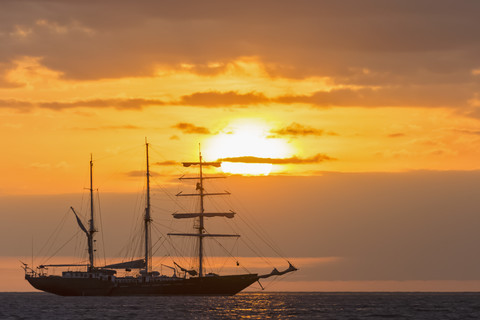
[173,211,235,219]
[102,259,145,269]
[70,206,88,235]
[39,264,89,268]
[174,262,198,276]
[258,262,298,279]
[168,233,240,237]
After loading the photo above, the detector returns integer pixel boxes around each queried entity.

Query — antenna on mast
[169,145,237,277]
[144,138,152,275]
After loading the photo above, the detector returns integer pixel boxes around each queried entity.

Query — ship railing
[21,264,40,278]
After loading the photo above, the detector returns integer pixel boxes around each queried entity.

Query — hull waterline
[26,274,259,296]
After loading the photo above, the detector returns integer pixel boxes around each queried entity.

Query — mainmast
[87,155,95,270]
[169,145,239,277]
[144,140,152,274]
[197,150,205,277]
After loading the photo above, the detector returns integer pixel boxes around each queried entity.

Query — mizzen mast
[169,146,239,277]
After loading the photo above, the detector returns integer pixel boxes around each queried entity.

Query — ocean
[1,292,480,319]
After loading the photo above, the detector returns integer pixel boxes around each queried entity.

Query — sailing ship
[23,142,297,296]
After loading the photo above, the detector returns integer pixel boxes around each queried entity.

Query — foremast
[169,147,239,277]
[70,155,97,271]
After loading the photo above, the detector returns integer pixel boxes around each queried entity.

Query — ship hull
[26,274,259,296]
[26,275,115,296]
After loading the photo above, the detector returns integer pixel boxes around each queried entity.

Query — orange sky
[1,0,480,292]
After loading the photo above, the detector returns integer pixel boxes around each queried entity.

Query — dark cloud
[388,133,406,138]
[172,122,210,134]
[0,91,267,111]
[71,125,140,131]
[0,99,35,110]
[2,0,480,114]
[153,160,177,166]
[0,98,166,111]
[177,91,268,107]
[0,85,475,112]
[465,107,480,119]
[218,154,336,164]
[3,0,480,89]
[271,122,335,137]
[125,170,160,177]
[452,129,480,136]
[40,98,166,110]
[276,86,473,108]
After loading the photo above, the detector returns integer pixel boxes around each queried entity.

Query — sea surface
[1,292,480,319]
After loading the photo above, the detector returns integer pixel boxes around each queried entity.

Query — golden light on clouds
[204,119,293,175]
[3,1,480,294]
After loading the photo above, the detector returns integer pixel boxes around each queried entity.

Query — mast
[169,145,239,277]
[198,149,205,277]
[69,155,96,271]
[88,155,95,270]
[144,140,152,274]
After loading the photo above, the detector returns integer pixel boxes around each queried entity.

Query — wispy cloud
[172,122,211,134]
[71,125,141,131]
[275,87,471,108]
[0,98,166,111]
[125,170,161,177]
[218,154,336,164]
[271,122,336,137]
[176,91,269,107]
[153,160,178,166]
[453,128,480,135]
[0,99,35,110]
[388,133,406,138]
[0,84,474,112]
[40,98,166,110]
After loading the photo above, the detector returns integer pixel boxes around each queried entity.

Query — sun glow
[204,120,292,175]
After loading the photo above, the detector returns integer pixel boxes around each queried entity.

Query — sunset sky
[1,0,480,292]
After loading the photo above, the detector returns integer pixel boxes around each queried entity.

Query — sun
[204,120,292,175]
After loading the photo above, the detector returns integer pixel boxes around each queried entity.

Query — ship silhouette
[23,141,297,296]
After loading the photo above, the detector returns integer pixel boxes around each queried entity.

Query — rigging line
[37,208,70,261]
[202,180,277,267]
[235,208,287,260]
[239,207,287,259]
[95,190,107,267]
[210,235,250,274]
[261,270,294,291]
[149,143,195,175]
[41,209,69,257]
[118,184,145,259]
[235,226,274,268]
[164,234,194,267]
[150,225,165,257]
[41,229,83,266]
[150,205,173,215]
[224,191,284,257]
[151,236,168,258]
[93,144,142,163]
[218,181,286,258]
[226,214,274,266]
[206,179,287,261]
[151,222,183,233]
[203,230,250,274]
[150,176,189,213]
[115,209,144,260]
